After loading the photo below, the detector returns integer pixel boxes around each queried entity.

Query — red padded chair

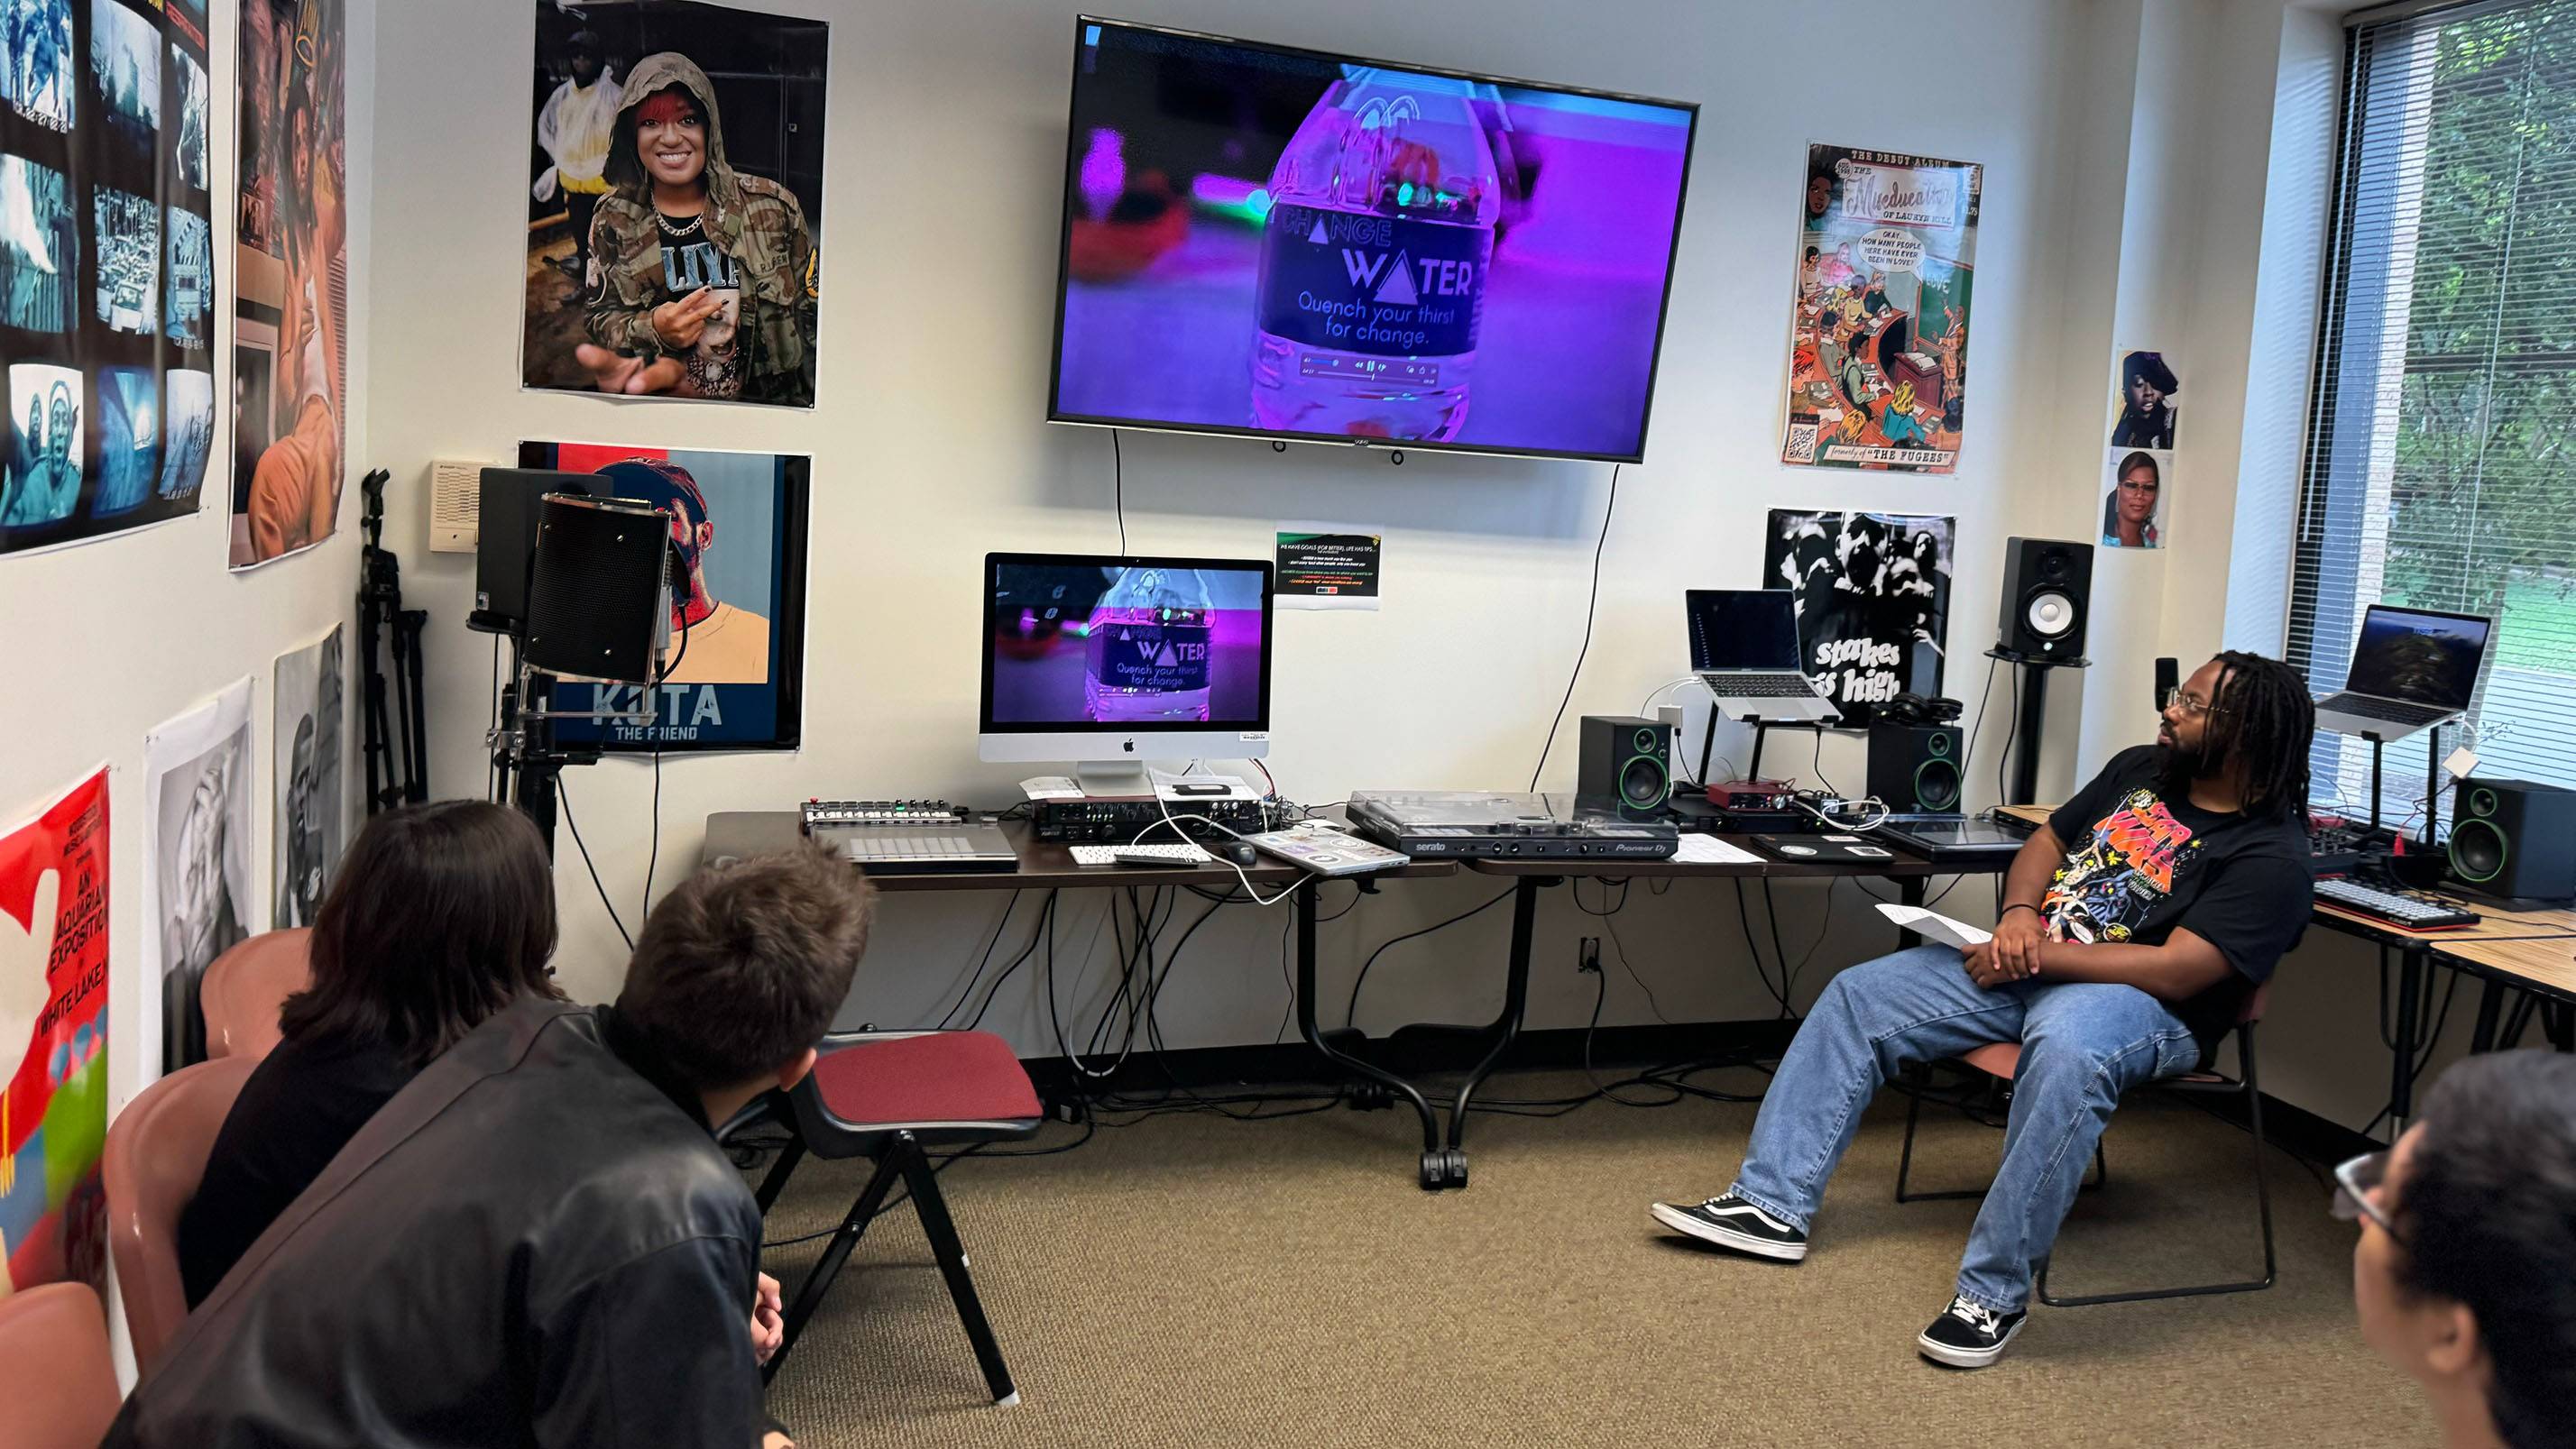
[103,1055,258,1375]
[1893,984,2277,1306]
[746,1029,1042,1401]
[0,1282,122,1448]
[199,929,312,1061]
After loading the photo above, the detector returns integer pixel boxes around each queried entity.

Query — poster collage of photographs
[0,0,214,556]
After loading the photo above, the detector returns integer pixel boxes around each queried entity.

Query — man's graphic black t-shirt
[656,212,741,400]
[2044,745,2314,1061]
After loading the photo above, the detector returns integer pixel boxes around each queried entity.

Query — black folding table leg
[2502,993,2540,1050]
[2470,977,2507,1055]
[766,1144,905,1383]
[1292,875,1446,1188]
[898,1136,1019,1406]
[1443,876,1547,1175]
[2389,947,2425,1134]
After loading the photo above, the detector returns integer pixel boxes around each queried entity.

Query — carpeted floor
[757,1068,2432,1448]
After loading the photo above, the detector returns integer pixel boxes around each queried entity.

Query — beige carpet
[758,1069,2433,1448]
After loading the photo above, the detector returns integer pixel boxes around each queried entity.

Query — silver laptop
[2313,604,2492,741]
[1686,589,1839,723]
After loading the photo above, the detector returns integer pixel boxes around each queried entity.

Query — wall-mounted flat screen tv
[1048,18,1697,463]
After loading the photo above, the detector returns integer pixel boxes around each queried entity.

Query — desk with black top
[702,812,1477,1188]
[1993,802,2576,1133]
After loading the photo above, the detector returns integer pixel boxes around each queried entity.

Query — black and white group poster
[0,0,217,556]
[1762,509,1954,727]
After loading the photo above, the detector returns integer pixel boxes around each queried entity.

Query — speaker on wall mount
[1578,715,1674,812]
[2446,777,2576,904]
[1868,722,1965,814]
[523,493,673,683]
[1997,537,2093,659]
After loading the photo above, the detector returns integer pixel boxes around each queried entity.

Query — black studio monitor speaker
[1868,722,1965,813]
[524,494,673,683]
[1579,715,1674,812]
[1998,537,2093,659]
[2447,778,2576,903]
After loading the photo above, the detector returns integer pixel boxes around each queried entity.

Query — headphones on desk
[1879,692,1964,726]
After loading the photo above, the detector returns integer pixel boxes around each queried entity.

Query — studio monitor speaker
[1998,537,2093,659]
[1579,715,1673,812]
[524,494,672,683]
[1868,722,1965,813]
[2447,777,2576,903]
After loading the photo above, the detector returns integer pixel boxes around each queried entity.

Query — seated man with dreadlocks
[1649,651,2316,1369]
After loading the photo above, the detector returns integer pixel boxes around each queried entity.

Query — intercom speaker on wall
[429,459,486,554]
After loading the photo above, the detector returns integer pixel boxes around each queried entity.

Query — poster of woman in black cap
[2109,349,2179,448]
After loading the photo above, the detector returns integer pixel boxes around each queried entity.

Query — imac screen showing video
[1050,19,1697,462]
[986,556,1270,728]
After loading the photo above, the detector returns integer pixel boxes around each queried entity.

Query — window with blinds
[2291,0,2576,831]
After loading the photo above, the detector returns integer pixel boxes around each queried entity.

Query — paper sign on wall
[1275,527,1381,611]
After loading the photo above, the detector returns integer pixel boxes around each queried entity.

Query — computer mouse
[1225,842,1260,868]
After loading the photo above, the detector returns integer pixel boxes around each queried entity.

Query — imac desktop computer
[979,551,1274,797]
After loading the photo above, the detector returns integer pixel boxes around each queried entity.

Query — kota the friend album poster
[1763,510,1954,727]
[0,0,218,556]
[519,441,810,751]
[1780,144,1980,473]
[0,768,110,1298]
[521,0,827,408]
[232,0,346,569]
[145,677,255,1078]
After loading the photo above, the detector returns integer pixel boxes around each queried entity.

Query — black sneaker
[1916,1295,2028,1369]
[1648,1194,1809,1261]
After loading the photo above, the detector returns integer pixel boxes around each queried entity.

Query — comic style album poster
[518,441,809,751]
[520,0,828,408]
[1763,510,1954,727]
[145,677,254,1076]
[272,625,344,928]
[231,0,345,569]
[1779,145,1980,473]
[0,768,109,1298]
[0,0,216,556]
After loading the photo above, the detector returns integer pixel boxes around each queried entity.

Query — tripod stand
[357,470,429,813]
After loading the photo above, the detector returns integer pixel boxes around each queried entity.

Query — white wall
[359,0,2422,1136]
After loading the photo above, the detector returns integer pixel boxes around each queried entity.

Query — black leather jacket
[106,998,767,1447]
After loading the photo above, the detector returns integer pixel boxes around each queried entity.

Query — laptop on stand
[2313,604,2493,741]
[1686,589,1840,724]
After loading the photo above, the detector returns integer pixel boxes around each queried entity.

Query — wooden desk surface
[702,811,1458,893]
[1466,835,1978,881]
[2438,935,2576,996]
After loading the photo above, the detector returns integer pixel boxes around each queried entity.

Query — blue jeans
[1727,946,2201,1312]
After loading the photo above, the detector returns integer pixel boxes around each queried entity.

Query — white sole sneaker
[1916,1316,2026,1369]
[1648,1201,1809,1261]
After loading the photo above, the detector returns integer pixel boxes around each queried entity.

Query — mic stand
[356,468,429,813]
[487,645,651,858]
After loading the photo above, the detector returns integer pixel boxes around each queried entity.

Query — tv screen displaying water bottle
[983,554,1273,730]
[1047,18,1698,463]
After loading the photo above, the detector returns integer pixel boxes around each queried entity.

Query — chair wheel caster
[1349,1081,1394,1112]
[1442,1149,1468,1188]
[1419,1151,1446,1190]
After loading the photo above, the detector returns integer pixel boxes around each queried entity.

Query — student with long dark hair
[177,800,561,1307]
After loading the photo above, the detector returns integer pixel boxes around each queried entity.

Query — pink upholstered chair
[103,1055,256,1375]
[0,1282,123,1447]
[1894,984,2277,1306]
[733,1028,1042,1402]
[199,928,313,1061]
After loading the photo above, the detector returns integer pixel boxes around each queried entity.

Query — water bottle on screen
[1252,70,1504,441]
[1084,566,1214,722]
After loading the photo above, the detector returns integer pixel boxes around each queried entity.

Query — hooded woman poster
[519,2,828,408]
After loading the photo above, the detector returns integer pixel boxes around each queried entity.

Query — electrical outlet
[1578,936,1602,974]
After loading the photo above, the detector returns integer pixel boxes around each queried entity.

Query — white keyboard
[1069,843,1214,867]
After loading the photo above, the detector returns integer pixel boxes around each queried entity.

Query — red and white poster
[0,769,111,1297]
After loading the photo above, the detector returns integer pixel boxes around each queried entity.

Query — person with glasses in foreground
[2341,1052,2576,1449]
[1651,652,2317,1368]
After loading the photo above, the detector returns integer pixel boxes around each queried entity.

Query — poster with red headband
[519,440,808,751]
[0,768,110,1298]
[519,0,829,408]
